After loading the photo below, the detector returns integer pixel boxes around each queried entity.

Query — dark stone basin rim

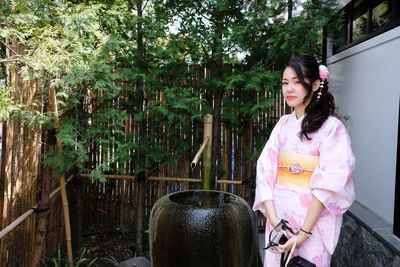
[168,190,237,207]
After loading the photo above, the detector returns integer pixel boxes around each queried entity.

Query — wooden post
[48,87,73,266]
[202,114,213,190]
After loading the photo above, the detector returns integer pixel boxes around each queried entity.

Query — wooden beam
[216,179,242,185]
[148,176,202,183]
[147,176,242,185]
[80,174,136,180]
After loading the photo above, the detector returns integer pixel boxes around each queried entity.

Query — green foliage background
[0,0,342,180]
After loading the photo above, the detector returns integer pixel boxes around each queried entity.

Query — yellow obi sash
[277,151,319,188]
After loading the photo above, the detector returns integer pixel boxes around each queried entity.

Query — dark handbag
[286,256,316,267]
[280,236,316,267]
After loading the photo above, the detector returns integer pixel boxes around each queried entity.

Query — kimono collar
[291,111,305,122]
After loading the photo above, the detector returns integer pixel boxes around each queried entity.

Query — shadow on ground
[79,225,149,267]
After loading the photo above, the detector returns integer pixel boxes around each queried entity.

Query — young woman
[253,56,355,267]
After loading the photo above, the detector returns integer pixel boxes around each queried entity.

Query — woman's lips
[286,96,297,101]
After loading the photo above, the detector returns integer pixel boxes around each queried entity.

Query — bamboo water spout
[190,136,209,169]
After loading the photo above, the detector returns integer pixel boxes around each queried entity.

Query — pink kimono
[253,113,355,267]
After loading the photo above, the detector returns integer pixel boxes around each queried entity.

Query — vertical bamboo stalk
[75,170,82,252]
[0,124,6,230]
[223,127,228,182]
[1,37,16,265]
[48,87,73,266]
[234,127,239,192]
[225,128,232,187]
[202,114,213,190]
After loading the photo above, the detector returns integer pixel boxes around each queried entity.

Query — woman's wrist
[295,227,312,246]
[296,232,308,245]
[299,228,312,238]
[269,217,279,229]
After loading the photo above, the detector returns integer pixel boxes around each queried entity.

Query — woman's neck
[295,107,305,119]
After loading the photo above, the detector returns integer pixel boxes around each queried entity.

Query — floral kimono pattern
[253,112,356,267]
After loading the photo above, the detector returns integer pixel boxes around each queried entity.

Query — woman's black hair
[286,56,335,140]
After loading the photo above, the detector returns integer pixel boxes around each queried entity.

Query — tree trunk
[210,13,224,187]
[135,173,145,256]
[245,119,254,202]
[31,131,54,267]
[134,0,146,256]
[288,0,293,19]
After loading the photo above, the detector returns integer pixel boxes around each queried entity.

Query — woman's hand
[269,233,308,254]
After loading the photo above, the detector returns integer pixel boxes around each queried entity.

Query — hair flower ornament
[317,65,329,99]
[319,65,329,80]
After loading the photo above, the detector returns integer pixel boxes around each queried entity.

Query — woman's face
[281,67,311,116]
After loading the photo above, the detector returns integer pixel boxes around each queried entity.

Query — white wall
[326,26,400,224]
[336,0,351,8]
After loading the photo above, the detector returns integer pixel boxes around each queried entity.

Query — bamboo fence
[0,39,39,266]
[79,65,291,232]
[0,39,67,266]
[0,62,290,266]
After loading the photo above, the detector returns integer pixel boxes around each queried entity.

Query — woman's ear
[312,79,321,92]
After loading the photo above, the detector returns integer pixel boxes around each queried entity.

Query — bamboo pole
[48,87,73,266]
[0,209,34,240]
[202,114,213,189]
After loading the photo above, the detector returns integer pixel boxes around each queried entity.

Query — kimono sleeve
[252,116,285,217]
[311,119,356,215]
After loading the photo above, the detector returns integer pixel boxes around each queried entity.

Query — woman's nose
[287,83,295,92]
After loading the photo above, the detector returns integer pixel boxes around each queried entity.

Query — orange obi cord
[276,151,319,188]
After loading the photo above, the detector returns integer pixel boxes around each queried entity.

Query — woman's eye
[282,82,288,85]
